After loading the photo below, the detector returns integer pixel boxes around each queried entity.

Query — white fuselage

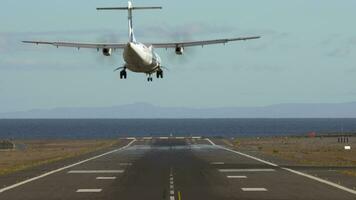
[123,42,161,73]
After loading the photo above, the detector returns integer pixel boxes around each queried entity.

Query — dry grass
[233,136,356,167]
[0,139,120,176]
[340,170,356,177]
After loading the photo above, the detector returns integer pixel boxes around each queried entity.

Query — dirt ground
[233,136,356,175]
[0,139,120,176]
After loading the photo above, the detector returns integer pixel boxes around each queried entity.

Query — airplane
[23,1,260,82]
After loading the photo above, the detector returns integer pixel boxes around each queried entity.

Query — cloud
[135,22,237,40]
[321,35,356,57]
[244,30,293,52]
[0,29,126,53]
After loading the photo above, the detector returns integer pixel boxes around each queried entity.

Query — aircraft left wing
[22,41,127,49]
[148,36,261,49]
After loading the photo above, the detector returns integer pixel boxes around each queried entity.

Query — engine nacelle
[102,48,112,56]
[175,46,184,55]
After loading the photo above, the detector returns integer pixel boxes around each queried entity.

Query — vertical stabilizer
[127,1,135,42]
[97,1,162,43]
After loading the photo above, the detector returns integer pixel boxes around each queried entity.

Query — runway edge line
[0,139,136,193]
[205,138,356,195]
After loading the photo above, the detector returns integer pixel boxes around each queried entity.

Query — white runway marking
[241,188,267,192]
[210,162,225,165]
[205,138,216,146]
[119,163,132,166]
[68,170,124,174]
[206,138,356,196]
[76,189,102,193]
[219,169,275,172]
[169,167,175,200]
[0,139,136,194]
[96,177,117,180]
[227,175,247,179]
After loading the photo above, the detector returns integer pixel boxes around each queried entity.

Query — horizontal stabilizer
[97,6,162,10]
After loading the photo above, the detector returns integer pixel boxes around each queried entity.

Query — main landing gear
[156,69,163,79]
[119,68,127,79]
[147,69,164,82]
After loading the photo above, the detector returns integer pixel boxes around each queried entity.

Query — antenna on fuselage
[96,1,162,43]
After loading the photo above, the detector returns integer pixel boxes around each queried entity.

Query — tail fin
[97,1,162,43]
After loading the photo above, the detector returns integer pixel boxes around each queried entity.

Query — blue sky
[0,0,355,112]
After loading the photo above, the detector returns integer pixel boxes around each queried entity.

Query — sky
[0,0,356,112]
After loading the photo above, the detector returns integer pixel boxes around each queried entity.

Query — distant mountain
[1,102,356,118]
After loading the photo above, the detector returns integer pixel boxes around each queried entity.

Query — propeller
[161,32,197,66]
[94,32,123,66]
[113,66,126,72]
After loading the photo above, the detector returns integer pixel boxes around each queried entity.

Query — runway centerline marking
[119,163,132,166]
[96,177,117,180]
[169,167,176,200]
[68,170,124,174]
[76,189,102,193]
[205,138,356,196]
[219,169,275,172]
[0,139,136,194]
[210,162,225,165]
[227,175,247,179]
[241,188,267,192]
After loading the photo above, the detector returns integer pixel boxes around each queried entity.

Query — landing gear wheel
[156,70,163,79]
[120,69,127,79]
[147,77,153,82]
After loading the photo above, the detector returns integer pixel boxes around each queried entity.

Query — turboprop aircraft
[23,1,260,82]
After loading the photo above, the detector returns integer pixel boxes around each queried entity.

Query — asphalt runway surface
[0,138,355,200]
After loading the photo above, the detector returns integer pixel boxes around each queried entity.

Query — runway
[0,138,355,200]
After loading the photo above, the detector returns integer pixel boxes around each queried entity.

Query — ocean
[0,119,356,139]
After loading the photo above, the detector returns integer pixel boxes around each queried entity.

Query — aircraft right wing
[148,36,261,49]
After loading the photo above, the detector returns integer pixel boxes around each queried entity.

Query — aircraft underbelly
[123,45,158,73]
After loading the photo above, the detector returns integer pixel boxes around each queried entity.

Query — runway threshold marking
[227,175,247,179]
[0,139,136,194]
[68,170,124,174]
[241,188,267,192]
[76,189,102,193]
[96,177,117,180]
[219,169,275,172]
[205,138,356,196]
